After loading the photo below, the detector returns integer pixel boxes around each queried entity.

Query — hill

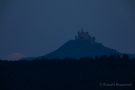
[44,30,119,59]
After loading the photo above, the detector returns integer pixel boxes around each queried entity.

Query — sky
[0,0,135,59]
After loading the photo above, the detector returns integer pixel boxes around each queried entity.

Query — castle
[75,28,96,43]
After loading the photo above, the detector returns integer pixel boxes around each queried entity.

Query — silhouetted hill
[42,30,119,59]
[44,39,118,59]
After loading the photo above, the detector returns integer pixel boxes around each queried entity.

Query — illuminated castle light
[75,28,96,43]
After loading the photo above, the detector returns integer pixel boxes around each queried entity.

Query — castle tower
[75,28,96,43]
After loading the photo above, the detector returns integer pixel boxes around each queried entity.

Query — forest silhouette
[0,54,134,90]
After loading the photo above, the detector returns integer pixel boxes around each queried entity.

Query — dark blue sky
[0,0,135,59]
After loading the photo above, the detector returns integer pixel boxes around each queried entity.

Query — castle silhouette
[75,28,95,44]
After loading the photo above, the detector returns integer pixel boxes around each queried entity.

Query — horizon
[1,29,135,60]
[2,28,135,61]
[0,29,135,60]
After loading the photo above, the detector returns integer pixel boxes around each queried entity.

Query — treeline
[0,55,135,90]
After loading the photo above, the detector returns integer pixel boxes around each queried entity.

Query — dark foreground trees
[0,55,135,90]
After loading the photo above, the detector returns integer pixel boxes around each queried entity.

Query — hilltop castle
[75,29,95,43]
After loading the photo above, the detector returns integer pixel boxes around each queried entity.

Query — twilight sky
[0,0,135,59]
